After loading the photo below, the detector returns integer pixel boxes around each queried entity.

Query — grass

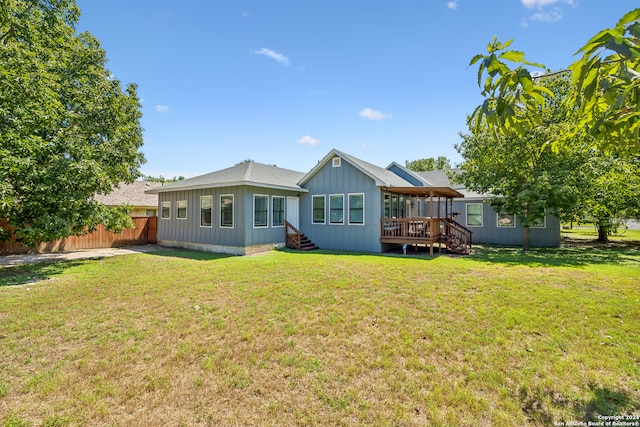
[0,245,639,426]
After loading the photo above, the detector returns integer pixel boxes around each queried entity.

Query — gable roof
[145,161,307,194]
[95,181,161,208]
[298,149,413,188]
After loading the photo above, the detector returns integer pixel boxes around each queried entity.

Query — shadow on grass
[0,261,83,287]
[519,385,639,425]
[144,248,237,262]
[468,243,639,267]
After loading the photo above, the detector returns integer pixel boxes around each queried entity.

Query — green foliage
[456,74,586,251]
[469,9,640,156]
[0,0,145,246]
[567,8,640,155]
[404,156,451,172]
[142,175,185,183]
[468,37,552,139]
[575,154,640,241]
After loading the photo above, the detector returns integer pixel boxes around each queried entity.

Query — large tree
[573,154,640,242]
[405,156,451,172]
[468,8,640,157]
[1,0,145,246]
[456,75,586,251]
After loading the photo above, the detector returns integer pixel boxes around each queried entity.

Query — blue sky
[76,0,636,178]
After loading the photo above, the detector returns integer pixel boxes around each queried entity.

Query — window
[348,193,364,225]
[332,157,341,167]
[177,200,187,219]
[200,196,212,227]
[466,203,483,227]
[329,194,344,224]
[530,215,546,228]
[161,201,171,219]
[384,194,391,218]
[312,195,325,224]
[497,212,516,227]
[272,196,285,227]
[391,195,398,218]
[254,195,268,227]
[221,194,234,228]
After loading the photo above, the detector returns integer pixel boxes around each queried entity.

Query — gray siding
[157,186,300,250]
[453,200,560,247]
[299,158,382,252]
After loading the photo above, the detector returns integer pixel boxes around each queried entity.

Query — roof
[95,181,161,208]
[298,149,413,188]
[146,161,307,194]
[417,169,488,200]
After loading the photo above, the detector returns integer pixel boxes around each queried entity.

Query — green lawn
[1,245,639,426]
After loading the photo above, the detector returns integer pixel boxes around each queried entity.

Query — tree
[405,156,451,172]
[1,0,145,246]
[468,8,640,157]
[456,74,586,251]
[142,175,185,183]
[574,154,640,242]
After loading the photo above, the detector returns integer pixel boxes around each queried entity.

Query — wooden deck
[380,217,472,255]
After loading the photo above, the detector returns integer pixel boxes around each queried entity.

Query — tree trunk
[597,225,609,242]
[523,226,530,252]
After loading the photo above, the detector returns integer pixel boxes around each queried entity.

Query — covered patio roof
[381,186,464,198]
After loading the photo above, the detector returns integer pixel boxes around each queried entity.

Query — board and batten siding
[453,200,560,247]
[242,187,301,247]
[157,186,247,248]
[157,186,303,254]
[299,157,383,253]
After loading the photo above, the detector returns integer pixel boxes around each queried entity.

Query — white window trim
[312,195,326,224]
[253,194,269,228]
[348,193,365,225]
[161,201,171,219]
[530,214,546,229]
[176,200,188,220]
[200,196,213,228]
[220,194,234,229]
[329,193,344,225]
[466,203,483,228]
[332,157,341,167]
[496,212,516,228]
[272,195,285,228]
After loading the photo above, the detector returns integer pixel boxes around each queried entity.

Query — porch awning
[381,186,464,198]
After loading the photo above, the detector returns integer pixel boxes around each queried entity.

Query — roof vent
[332,157,341,168]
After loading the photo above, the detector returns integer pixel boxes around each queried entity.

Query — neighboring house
[147,149,560,255]
[95,181,162,217]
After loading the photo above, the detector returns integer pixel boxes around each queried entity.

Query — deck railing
[380,217,441,240]
[442,218,473,253]
[285,220,302,250]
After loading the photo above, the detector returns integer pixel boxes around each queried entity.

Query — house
[146,149,560,255]
[95,181,162,217]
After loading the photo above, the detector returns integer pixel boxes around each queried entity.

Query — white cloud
[447,1,459,10]
[359,107,391,121]
[298,135,321,146]
[521,0,573,8]
[530,9,563,23]
[155,105,170,113]
[361,143,374,149]
[254,48,290,65]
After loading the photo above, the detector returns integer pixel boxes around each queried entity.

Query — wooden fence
[0,217,157,255]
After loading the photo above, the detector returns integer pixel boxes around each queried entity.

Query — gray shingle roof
[417,169,488,199]
[146,161,306,194]
[95,181,161,207]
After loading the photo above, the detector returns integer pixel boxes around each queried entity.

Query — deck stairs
[440,218,472,255]
[285,221,318,251]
